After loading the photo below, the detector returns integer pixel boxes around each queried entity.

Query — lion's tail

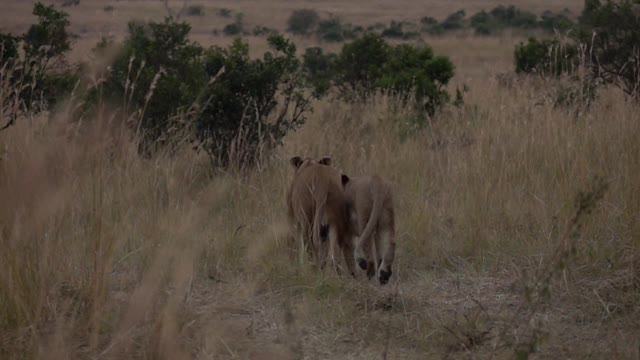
[357,177,383,257]
[312,196,327,266]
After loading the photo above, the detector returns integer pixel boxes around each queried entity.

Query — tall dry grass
[1,58,640,358]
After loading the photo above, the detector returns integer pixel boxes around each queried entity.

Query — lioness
[286,156,357,276]
[342,175,396,285]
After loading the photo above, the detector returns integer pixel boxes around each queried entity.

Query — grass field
[1,0,640,359]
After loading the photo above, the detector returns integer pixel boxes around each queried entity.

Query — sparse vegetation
[287,9,320,35]
[186,4,205,17]
[316,17,360,42]
[223,13,244,36]
[215,7,232,18]
[252,25,278,36]
[380,20,420,39]
[539,9,574,32]
[61,0,80,7]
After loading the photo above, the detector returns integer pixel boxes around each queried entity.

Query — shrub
[367,23,386,32]
[216,8,232,18]
[440,10,467,31]
[490,5,538,29]
[471,5,544,35]
[0,33,19,65]
[578,0,640,97]
[99,18,311,167]
[223,14,244,36]
[420,17,440,34]
[196,36,311,167]
[539,10,575,32]
[379,43,454,115]
[470,11,496,35]
[427,10,466,34]
[1,3,77,116]
[316,18,358,42]
[549,79,598,108]
[421,16,438,26]
[381,21,419,39]
[302,47,337,96]
[333,33,390,94]
[514,37,578,75]
[61,0,80,7]
[186,5,205,16]
[252,25,278,36]
[97,18,206,149]
[24,3,72,61]
[287,9,319,35]
[223,23,242,36]
[332,33,454,115]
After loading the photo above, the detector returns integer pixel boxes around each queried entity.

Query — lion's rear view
[286,156,357,276]
[344,175,396,285]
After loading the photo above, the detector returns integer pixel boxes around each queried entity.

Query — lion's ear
[341,174,350,187]
[290,156,303,169]
[319,157,332,166]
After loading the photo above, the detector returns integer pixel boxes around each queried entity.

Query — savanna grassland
[1,0,640,359]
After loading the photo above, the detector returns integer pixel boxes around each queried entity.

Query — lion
[286,156,357,276]
[342,175,396,285]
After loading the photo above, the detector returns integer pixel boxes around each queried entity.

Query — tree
[0,2,76,125]
[578,0,640,97]
[329,33,454,115]
[99,17,311,167]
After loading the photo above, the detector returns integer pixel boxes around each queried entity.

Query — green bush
[470,5,544,35]
[440,10,467,31]
[61,0,79,7]
[514,37,578,75]
[332,33,390,94]
[97,18,205,147]
[216,8,232,18]
[316,18,359,42]
[186,5,205,16]
[490,5,538,28]
[1,3,77,116]
[539,10,574,32]
[223,14,244,36]
[470,11,495,34]
[420,16,438,26]
[287,9,319,35]
[24,3,72,61]
[223,23,242,36]
[381,21,419,39]
[426,10,466,34]
[331,33,454,115]
[469,6,575,35]
[0,33,19,65]
[302,47,337,97]
[252,25,278,36]
[99,18,311,167]
[197,36,311,166]
[578,0,640,97]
